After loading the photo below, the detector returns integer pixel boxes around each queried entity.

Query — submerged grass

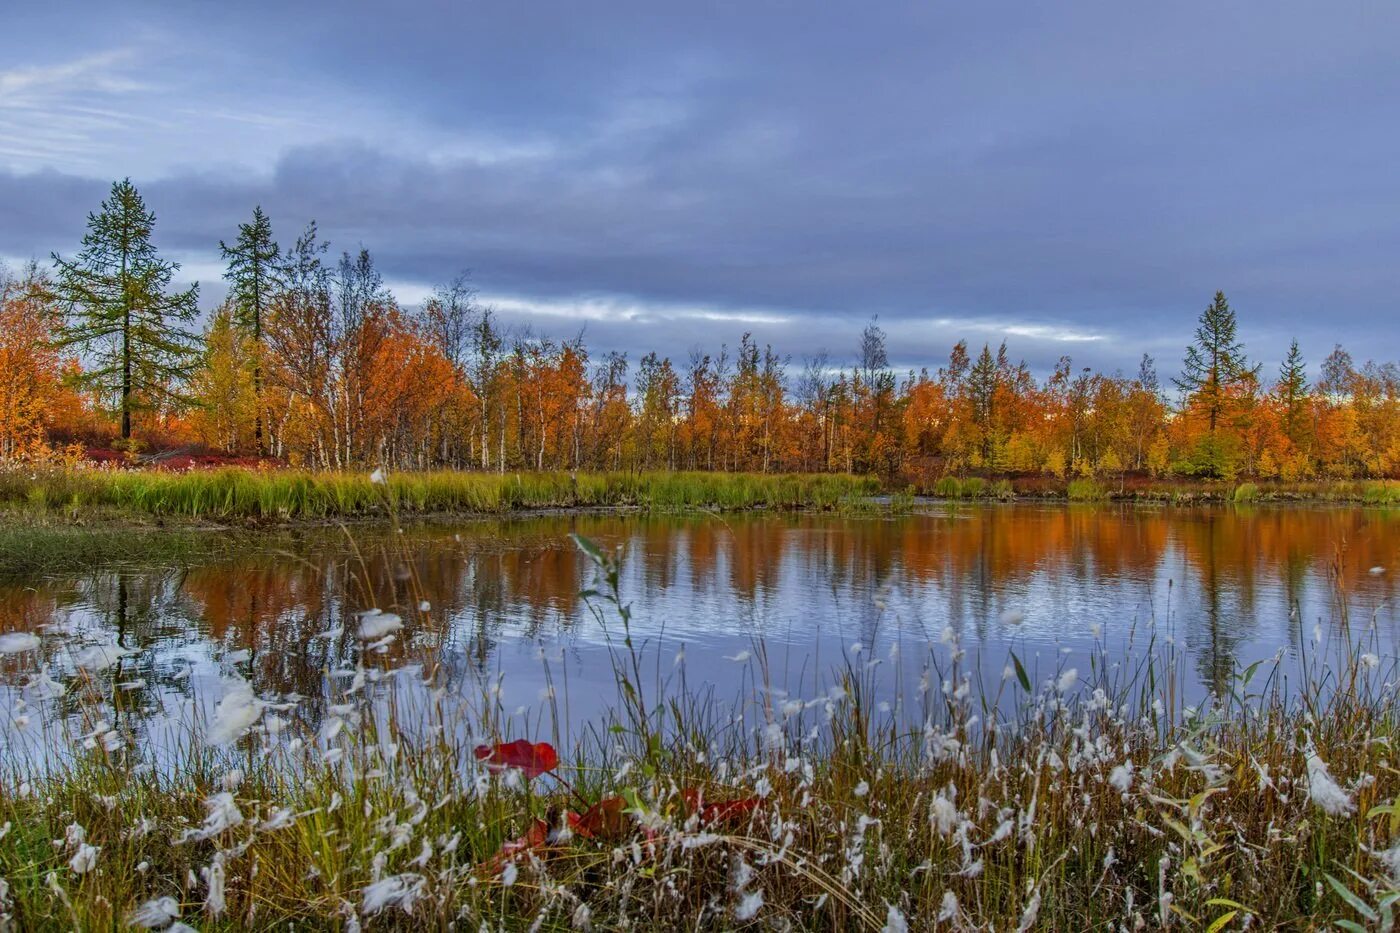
[0,467,879,523]
[0,520,1398,930]
[0,523,282,577]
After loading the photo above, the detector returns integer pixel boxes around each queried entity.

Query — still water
[2,504,1398,757]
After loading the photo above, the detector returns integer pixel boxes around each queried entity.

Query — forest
[3,179,1396,484]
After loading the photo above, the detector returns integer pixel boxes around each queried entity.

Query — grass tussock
[0,466,878,523]
[0,529,1398,930]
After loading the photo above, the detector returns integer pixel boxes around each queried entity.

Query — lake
[2,503,1398,760]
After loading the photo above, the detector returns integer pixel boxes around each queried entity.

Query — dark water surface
[2,504,1399,759]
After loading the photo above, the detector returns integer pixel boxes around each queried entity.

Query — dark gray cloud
[3,1,1399,380]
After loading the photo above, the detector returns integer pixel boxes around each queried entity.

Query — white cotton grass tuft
[180,792,244,842]
[68,843,99,874]
[999,609,1024,626]
[1305,748,1354,816]
[357,610,403,641]
[1360,653,1381,671]
[206,680,263,746]
[203,854,227,918]
[361,873,426,915]
[0,632,40,655]
[1014,886,1042,933]
[882,902,909,933]
[1056,668,1079,693]
[733,890,764,921]
[1109,761,1134,793]
[128,895,181,929]
[369,468,387,485]
[937,890,960,922]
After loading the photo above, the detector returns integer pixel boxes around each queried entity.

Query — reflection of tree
[1194,514,1235,695]
[2,506,1398,745]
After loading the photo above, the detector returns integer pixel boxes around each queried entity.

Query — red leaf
[473,739,559,779]
[487,818,549,873]
[569,796,629,841]
[681,788,763,826]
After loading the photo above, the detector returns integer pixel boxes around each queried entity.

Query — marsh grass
[0,524,281,577]
[0,496,1398,929]
[0,467,879,523]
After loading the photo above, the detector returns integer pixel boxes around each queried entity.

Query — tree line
[2,178,1397,482]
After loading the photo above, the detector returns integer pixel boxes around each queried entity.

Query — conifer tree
[1174,291,1259,436]
[220,206,281,454]
[1276,339,1309,446]
[50,179,199,442]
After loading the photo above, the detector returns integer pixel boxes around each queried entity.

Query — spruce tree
[1276,339,1309,446]
[220,206,281,454]
[50,179,200,443]
[1173,291,1259,436]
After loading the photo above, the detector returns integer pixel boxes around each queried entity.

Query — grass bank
[909,473,1400,504]
[0,537,1397,929]
[0,467,879,524]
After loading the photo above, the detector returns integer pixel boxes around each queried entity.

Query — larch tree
[1174,291,1259,436]
[50,179,200,443]
[220,206,281,454]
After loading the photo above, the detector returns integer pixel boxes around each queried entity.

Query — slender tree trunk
[121,249,132,442]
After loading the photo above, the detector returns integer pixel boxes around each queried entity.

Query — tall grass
[0,466,879,522]
[1066,477,1108,501]
[0,528,1398,929]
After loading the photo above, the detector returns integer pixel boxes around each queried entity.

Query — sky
[2,1,1399,382]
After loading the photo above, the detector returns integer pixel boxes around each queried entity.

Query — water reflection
[2,505,1399,747]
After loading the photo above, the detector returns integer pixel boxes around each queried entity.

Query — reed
[0,466,879,522]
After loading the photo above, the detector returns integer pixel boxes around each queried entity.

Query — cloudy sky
[3,1,1398,380]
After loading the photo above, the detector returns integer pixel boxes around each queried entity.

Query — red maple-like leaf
[473,739,560,779]
[681,788,763,826]
[568,796,629,841]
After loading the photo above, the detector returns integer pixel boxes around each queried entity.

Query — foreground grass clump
[1,538,1398,930]
[0,466,879,522]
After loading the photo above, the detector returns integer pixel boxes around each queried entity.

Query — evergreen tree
[220,206,281,454]
[1173,291,1259,436]
[50,179,200,442]
[1276,339,1309,446]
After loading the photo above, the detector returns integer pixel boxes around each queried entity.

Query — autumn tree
[220,206,281,454]
[636,352,681,469]
[265,223,333,464]
[0,263,72,459]
[190,302,257,452]
[50,179,200,443]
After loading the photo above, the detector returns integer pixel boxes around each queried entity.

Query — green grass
[0,467,880,523]
[1232,481,1260,502]
[1066,477,1108,501]
[0,524,273,576]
